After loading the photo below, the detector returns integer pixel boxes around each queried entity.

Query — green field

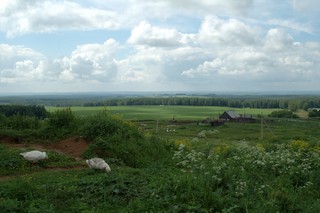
[46,105,277,120]
[46,106,315,144]
[46,105,310,141]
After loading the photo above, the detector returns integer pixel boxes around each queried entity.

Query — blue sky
[0,0,319,93]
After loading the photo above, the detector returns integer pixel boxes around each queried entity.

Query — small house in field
[219,110,240,121]
[219,110,256,122]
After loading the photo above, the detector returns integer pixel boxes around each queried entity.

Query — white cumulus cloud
[0,0,119,37]
[128,21,188,47]
[56,39,119,82]
[198,16,260,47]
[0,44,45,83]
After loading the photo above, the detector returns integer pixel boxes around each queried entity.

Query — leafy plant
[40,108,79,140]
[269,110,298,118]
[79,110,142,141]
[0,145,31,176]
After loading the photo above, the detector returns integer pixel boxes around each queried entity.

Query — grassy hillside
[1,106,320,212]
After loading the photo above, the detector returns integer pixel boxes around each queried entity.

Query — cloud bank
[0,0,319,92]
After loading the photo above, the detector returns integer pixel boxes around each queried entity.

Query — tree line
[0,105,47,119]
[84,96,320,111]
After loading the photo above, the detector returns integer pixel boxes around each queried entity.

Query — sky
[0,0,320,93]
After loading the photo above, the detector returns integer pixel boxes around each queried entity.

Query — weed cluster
[169,140,320,212]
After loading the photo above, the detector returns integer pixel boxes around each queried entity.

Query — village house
[219,110,240,121]
[219,110,256,122]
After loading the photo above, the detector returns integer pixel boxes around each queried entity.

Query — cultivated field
[46,105,277,120]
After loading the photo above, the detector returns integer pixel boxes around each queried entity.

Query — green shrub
[6,115,41,130]
[83,134,174,168]
[0,145,31,176]
[41,108,79,140]
[269,110,298,118]
[0,198,22,213]
[79,111,142,141]
[46,108,76,129]
[308,109,320,117]
[81,111,174,167]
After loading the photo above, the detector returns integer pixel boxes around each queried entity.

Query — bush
[79,111,142,141]
[308,109,320,117]
[46,108,76,129]
[41,108,79,140]
[6,115,40,130]
[269,110,298,118]
[81,111,174,167]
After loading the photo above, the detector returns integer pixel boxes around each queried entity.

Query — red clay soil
[47,136,89,159]
[0,136,89,159]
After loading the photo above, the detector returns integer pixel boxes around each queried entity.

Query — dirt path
[1,136,89,159]
[0,136,90,181]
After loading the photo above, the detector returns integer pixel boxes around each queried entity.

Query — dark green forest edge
[1,93,320,111]
[1,99,320,212]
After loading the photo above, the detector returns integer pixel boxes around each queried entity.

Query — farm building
[219,110,256,122]
[219,110,240,121]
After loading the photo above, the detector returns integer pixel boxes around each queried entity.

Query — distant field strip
[46,106,277,120]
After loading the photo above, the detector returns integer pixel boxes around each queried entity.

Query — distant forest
[84,97,320,111]
[1,93,320,111]
[0,105,47,118]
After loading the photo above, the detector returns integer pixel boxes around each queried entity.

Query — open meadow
[1,105,320,212]
[46,105,277,120]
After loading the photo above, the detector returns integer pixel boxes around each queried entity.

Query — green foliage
[0,105,47,119]
[0,145,31,176]
[41,108,79,140]
[0,168,154,212]
[2,93,320,111]
[269,109,298,118]
[5,115,40,130]
[83,96,320,110]
[80,110,141,141]
[47,108,76,129]
[81,111,174,167]
[169,141,320,212]
[309,109,320,117]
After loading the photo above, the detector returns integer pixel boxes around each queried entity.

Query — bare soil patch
[47,136,89,159]
[0,136,90,181]
[0,136,89,159]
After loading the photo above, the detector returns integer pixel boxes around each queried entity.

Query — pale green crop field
[46,105,277,120]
